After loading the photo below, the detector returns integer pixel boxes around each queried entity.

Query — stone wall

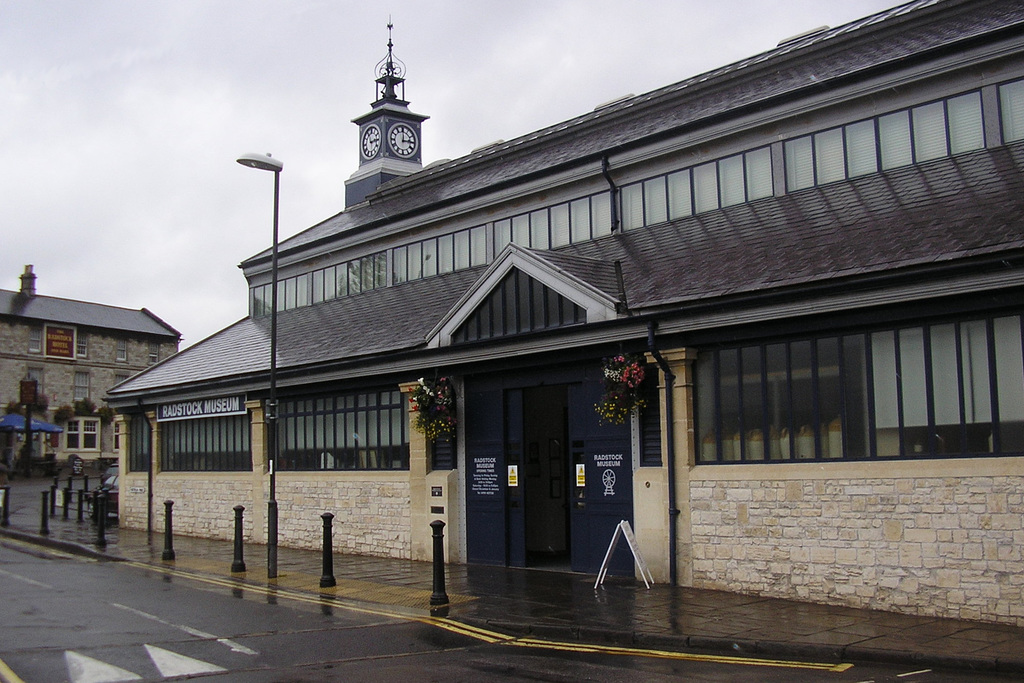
[275,475,411,558]
[121,472,412,559]
[688,459,1024,626]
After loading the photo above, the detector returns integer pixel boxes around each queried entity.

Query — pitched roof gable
[427,244,621,348]
[0,290,180,339]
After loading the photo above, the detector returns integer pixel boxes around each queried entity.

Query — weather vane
[375,19,406,101]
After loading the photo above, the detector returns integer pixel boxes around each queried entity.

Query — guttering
[647,320,679,586]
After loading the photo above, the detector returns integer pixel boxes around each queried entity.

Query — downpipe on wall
[647,321,679,586]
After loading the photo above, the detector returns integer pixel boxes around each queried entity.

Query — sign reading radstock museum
[158,395,247,421]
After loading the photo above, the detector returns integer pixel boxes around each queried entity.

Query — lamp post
[236,152,283,579]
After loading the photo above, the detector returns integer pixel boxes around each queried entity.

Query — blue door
[465,384,507,565]
[569,379,634,575]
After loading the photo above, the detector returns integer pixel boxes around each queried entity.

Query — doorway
[464,368,634,575]
[522,385,569,570]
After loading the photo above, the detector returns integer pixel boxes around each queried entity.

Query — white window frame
[74,372,90,401]
[28,328,42,353]
[66,418,101,451]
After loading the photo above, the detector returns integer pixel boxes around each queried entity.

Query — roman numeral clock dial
[388,123,418,158]
[361,124,381,159]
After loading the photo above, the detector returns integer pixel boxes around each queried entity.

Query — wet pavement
[3,473,1024,675]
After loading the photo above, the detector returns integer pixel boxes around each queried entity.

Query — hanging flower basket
[594,354,647,425]
[409,376,457,440]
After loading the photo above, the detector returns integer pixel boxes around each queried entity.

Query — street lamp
[236,152,283,579]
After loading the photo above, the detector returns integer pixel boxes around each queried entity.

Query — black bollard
[320,512,336,588]
[83,475,89,492]
[39,491,50,536]
[162,500,175,561]
[77,489,85,522]
[63,485,71,520]
[231,505,246,573]
[49,483,57,516]
[95,492,107,548]
[0,485,9,527]
[267,499,278,579]
[429,520,449,606]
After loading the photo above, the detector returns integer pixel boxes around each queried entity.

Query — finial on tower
[375,20,406,103]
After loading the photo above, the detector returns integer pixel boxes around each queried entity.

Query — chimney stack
[20,265,36,297]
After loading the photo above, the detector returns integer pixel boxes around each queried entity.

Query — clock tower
[346,23,429,207]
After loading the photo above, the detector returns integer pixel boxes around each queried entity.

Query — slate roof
[116,269,482,393]
[0,290,181,339]
[566,143,1024,312]
[245,0,1024,265]
[110,141,1024,398]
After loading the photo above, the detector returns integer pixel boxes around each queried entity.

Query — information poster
[470,456,500,496]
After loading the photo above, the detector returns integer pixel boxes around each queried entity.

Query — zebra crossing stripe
[64,651,141,683]
[65,646,229,682]
[144,645,227,677]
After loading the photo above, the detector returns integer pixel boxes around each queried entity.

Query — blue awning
[0,413,64,433]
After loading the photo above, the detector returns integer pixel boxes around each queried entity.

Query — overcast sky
[2,0,899,349]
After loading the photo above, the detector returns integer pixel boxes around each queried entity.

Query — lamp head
[236,152,284,172]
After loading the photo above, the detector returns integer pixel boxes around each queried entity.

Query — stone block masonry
[120,473,412,560]
[688,464,1024,626]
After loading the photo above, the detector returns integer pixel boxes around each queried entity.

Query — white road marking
[111,603,258,655]
[897,671,932,678]
[0,567,53,589]
[64,651,141,683]
[144,645,227,677]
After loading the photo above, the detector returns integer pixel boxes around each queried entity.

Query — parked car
[98,464,118,517]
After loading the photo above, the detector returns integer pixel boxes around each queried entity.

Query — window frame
[73,372,90,402]
[696,312,1024,464]
[66,417,101,452]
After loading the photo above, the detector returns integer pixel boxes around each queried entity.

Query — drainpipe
[647,321,679,586]
[141,401,153,542]
[601,156,620,232]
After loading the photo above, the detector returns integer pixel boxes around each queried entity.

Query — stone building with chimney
[0,265,180,470]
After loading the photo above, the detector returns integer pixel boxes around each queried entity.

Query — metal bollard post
[95,492,107,547]
[162,500,175,561]
[267,499,278,579]
[429,520,449,606]
[39,491,50,536]
[320,512,336,588]
[77,489,85,522]
[63,485,71,520]
[0,485,9,527]
[49,483,57,516]
[231,505,246,573]
[83,475,89,492]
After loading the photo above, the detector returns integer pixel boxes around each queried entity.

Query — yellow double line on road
[123,560,853,673]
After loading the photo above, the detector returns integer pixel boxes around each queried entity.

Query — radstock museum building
[108,0,1024,626]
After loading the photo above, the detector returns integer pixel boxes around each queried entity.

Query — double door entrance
[465,367,634,575]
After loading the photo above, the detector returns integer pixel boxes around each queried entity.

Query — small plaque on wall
[430,506,445,514]
[431,486,443,497]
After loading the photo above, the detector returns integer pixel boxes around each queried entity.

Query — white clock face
[361,124,381,159]
[388,123,418,158]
